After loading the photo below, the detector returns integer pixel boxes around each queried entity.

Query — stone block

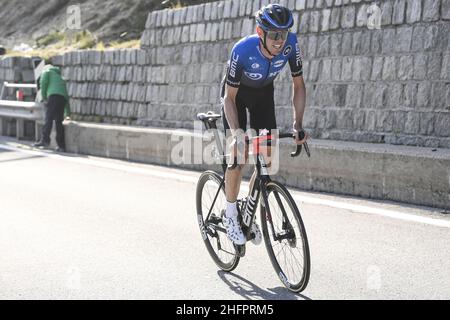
[387,83,402,107]
[443,0,450,19]
[330,7,341,30]
[317,35,330,57]
[320,59,332,80]
[423,25,440,51]
[382,56,397,80]
[298,11,309,33]
[406,0,422,23]
[321,9,331,32]
[398,55,414,80]
[441,53,450,80]
[392,0,406,25]
[435,113,450,137]
[231,0,240,18]
[341,32,353,55]
[411,25,425,51]
[430,82,446,109]
[310,11,320,32]
[308,35,318,58]
[309,59,320,82]
[402,83,417,108]
[333,84,347,107]
[404,113,420,134]
[331,58,342,81]
[370,30,382,54]
[416,82,431,108]
[346,84,363,108]
[381,1,393,25]
[422,0,440,22]
[341,57,353,81]
[360,57,372,81]
[427,52,442,80]
[356,4,368,27]
[395,27,412,52]
[382,28,395,53]
[295,0,306,10]
[341,5,355,29]
[330,33,342,55]
[418,112,435,135]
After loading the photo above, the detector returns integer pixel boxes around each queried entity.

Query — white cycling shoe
[222,215,246,245]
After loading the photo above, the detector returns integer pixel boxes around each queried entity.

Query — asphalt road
[1,137,449,300]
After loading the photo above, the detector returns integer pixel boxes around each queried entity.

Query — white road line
[1,143,449,229]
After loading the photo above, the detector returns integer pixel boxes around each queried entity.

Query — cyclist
[221,4,308,245]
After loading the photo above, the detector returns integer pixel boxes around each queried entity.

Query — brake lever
[304,142,311,157]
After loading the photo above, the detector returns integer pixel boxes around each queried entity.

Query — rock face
[0,0,217,48]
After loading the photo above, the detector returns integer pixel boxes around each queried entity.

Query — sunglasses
[266,30,289,41]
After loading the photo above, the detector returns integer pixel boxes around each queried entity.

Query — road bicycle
[195,111,311,293]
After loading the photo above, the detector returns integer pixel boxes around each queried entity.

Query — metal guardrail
[0,81,44,139]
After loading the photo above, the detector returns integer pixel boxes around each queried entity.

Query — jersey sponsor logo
[229,52,239,78]
[251,63,260,69]
[295,43,302,67]
[273,60,284,68]
[268,70,281,78]
[244,72,263,80]
[243,190,258,227]
[226,79,240,86]
[283,45,292,56]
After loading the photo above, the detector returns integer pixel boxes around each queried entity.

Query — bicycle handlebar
[279,131,311,158]
[226,131,310,170]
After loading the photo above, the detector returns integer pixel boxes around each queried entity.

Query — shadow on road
[0,155,44,163]
[217,270,311,300]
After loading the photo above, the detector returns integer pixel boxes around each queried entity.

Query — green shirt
[39,65,71,117]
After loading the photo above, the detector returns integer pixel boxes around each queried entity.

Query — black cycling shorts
[220,77,277,134]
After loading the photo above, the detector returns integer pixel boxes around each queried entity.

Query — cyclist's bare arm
[292,76,308,144]
[223,84,240,135]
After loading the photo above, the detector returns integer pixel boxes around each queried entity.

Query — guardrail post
[16,119,24,139]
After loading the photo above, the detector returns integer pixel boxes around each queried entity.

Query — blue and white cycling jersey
[226,33,303,89]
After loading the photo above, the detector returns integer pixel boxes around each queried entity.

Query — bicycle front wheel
[196,171,240,272]
[260,181,311,292]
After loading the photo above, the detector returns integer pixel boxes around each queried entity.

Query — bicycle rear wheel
[196,171,240,271]
[260,181,310,292]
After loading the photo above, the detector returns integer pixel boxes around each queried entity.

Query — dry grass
[4,30,140,60]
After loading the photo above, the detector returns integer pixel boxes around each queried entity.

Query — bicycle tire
[196,171,240,272]
[260,181,311,292]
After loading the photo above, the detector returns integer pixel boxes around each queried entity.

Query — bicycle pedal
[235,244,246,257]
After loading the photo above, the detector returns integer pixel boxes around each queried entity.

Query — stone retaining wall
[139,0,450,147]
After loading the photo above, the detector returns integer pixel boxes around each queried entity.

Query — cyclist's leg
[221,89,249,244]
[221,88,249,203]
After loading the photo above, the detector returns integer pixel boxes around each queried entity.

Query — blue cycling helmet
[255,4,293,31]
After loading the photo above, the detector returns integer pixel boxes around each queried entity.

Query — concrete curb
[64,121,450,210]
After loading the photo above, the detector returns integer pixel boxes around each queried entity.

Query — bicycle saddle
[196,111,221,121]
